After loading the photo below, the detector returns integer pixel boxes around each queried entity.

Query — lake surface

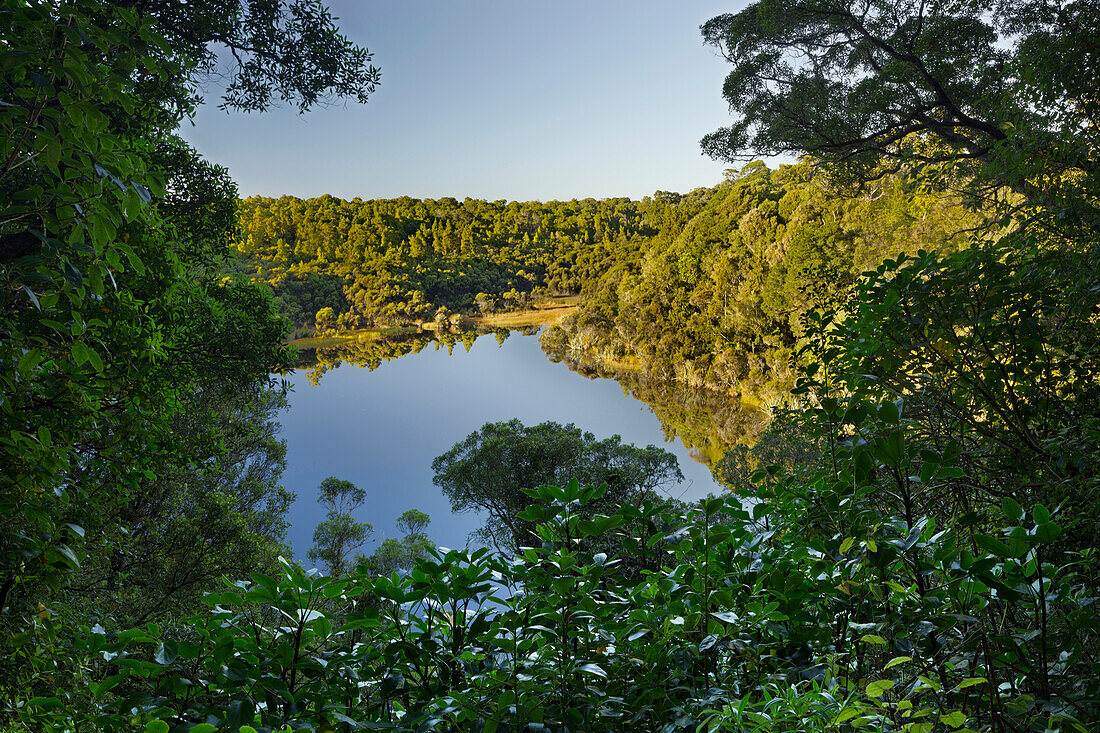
[279,330,727,562]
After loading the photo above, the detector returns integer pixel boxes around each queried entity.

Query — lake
[278,329,736,562]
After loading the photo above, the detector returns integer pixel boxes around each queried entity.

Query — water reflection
[294,326,767,464]
[295,327,532,385]
[540,344,770,467]
[279,327,764,560]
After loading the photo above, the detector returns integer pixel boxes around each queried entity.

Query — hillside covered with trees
[237,163,981,401]
[234,193,655,336]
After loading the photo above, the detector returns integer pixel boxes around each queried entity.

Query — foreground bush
[14,466,1097,732]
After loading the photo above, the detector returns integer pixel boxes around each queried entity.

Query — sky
[178,0,750,202]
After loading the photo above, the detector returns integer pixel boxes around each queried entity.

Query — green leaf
[974,534,1012,558]
[63,261,84,289]
[1001,497,1023,521]
[861,634,887,645]
[312,615,332,637]
[44,136,61,171]
[878,399,901,424]
[145,723,169,733]
[27,697,62,710]
[1034,521,1063,542]
[71,341,90,367]
[884,656,911,669]
[940,711,967,728]
[1032,504,1051,524]
[865,679,895,698]
[83,344,104,373]
[18,348,42,373]
[330,713,361,728]
[90,673,126,698]
[578,663,607,678]
[900,524,922,552]
[833,708,862,725]
[1005,527,1028,558]
[954,677,986,690]
[54,544,80,569]
[340,613,380,631]
[188,725,217,733]
[21,286,41,310]
[840,537,855,555]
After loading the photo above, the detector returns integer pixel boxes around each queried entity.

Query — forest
[236,162,980,405]
[2,0,1098,732]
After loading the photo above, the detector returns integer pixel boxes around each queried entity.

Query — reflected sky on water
[279,331,723,563]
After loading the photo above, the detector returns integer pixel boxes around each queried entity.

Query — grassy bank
[288,326,418,349]
[427,296,580,331]
[475,295,579,327]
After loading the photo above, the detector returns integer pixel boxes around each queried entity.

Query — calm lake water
[279,330,725,562]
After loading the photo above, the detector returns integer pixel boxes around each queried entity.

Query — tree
[362,509,434,576]
[0,0,379,703]
[700,0,1100,216]
[118,0,381,113]
[700,6,1100,724]
[315,305,337,333]
[68,381,295,627]
[395,508,431,539]
[432,420,683,552]
[307,477,372,576]
[474,292,495,314]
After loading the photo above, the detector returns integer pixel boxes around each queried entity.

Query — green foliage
[4,1,1098,731]
[1,0,291,645]
[69,381,295,628]
[239,163,980,413]
[699,0,1100,209]
[137,0,381,113]
[361,509,435,576]
[545,162,979,403]
[432,419,684,552]
[235,193,659,332]
[16,458,1096,731]
[544,341,776,463]
[0,0,377,719]
[307,477,372,577]
[819,245,1100,541]
[396,508,430,538]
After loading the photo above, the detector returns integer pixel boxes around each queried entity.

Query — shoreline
[287,296,580,348]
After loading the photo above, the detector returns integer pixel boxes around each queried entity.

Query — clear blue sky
[178,0,750,202]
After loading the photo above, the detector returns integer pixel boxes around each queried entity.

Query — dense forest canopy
[238,162,982,401]
[2,0,1099,731]
[234,192,667,334]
